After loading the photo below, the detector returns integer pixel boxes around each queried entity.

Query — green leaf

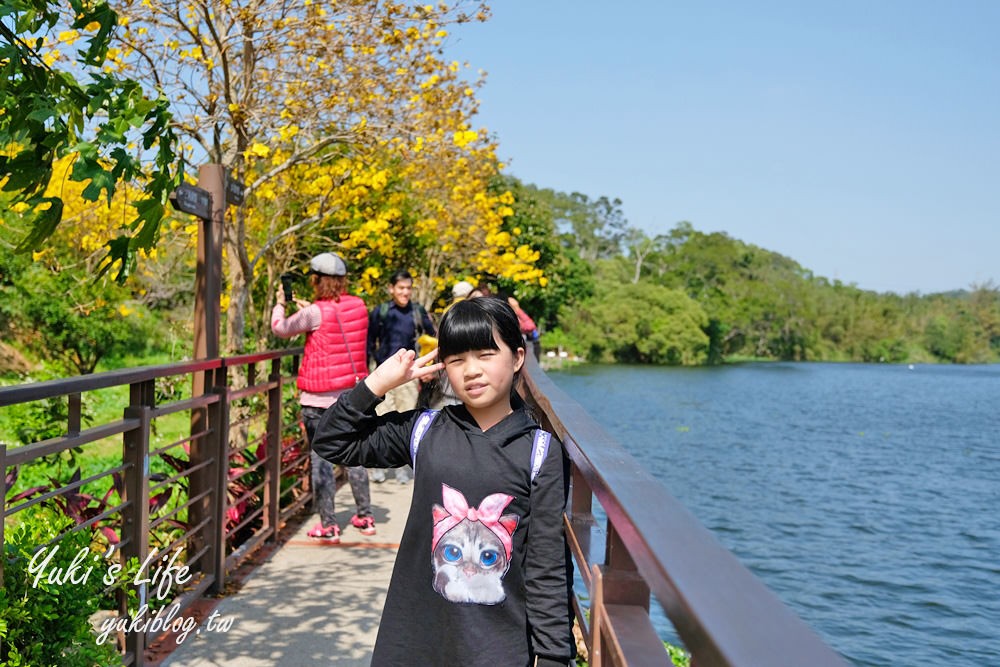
[14,197,64,253]
[26,106,57,124]
[74,1,117,66]
[0,150,52,195]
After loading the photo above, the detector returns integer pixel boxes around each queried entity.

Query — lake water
[547,362,999,667]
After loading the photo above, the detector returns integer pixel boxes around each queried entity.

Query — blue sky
[446,1,1000,295]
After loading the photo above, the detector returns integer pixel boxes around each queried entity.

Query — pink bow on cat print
[432,484,518,560]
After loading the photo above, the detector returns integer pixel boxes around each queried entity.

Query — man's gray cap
[309,252,347,276]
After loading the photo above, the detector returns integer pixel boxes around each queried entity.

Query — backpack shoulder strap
[529,429,552,483]
[409,409,439,471]
[412,302,426,336]
[378,301,390,324]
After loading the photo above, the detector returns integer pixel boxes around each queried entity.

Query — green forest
[3,174,998,385]
[497,181,1000,366]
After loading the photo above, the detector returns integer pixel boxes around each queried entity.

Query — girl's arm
[525,437,576,666]
[310,348,443,468]
[310,381,413,468]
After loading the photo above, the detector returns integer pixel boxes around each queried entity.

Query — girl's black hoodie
[311,381,574,667]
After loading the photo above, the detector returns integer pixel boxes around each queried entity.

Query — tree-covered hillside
[501,183,1000,366]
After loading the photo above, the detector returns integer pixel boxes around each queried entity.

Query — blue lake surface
[547,362,999,667]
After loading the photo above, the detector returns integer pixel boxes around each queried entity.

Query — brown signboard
[170,183,212,219]
[226,176,245,206]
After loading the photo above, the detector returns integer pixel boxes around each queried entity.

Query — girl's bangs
[439,309,499,358]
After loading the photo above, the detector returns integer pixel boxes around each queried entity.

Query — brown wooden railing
[2,349,849,666]
[1,348,306,666]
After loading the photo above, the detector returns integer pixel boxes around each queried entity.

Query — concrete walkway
[160,479,413,667]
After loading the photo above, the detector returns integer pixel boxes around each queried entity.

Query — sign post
[170,164,244,593]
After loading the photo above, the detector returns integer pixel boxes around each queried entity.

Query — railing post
[591,563,606,667]
[602,523,651,609]
[122,380,154,666]
[265,359,282,539]
[570,465,592,519]
[1,443,6,586]
[206,363,230,594]
[68,392,82,436]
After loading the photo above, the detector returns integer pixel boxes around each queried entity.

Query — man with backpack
[367,269,437,483]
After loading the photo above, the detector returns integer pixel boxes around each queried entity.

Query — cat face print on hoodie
[431,484,520,604]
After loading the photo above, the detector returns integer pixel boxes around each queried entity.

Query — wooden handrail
[520,351,848,667]
[0,348,303,407]
[0,359,222,405]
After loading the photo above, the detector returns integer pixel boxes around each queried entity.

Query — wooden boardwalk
[158,479,413,666]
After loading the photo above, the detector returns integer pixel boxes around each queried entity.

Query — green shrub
[665,641,691,666]
[0,507,123,667]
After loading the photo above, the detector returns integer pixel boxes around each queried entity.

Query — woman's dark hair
[439,296,523,361]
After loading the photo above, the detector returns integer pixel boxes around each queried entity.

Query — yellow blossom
[248,142,270,158]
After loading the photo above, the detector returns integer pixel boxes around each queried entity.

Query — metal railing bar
[4,419,140,467]
[229,456,267,480]
[186,427,212,447]
[280,493,311,521]
[145,575,214,642]
[154,533,190,562]
[149,490,212,531]
[223,348,303,366]
[279,454,309,476]
[149,393,218,419]
[149,467,195,494]
[278,480,307,501]
[186,543,210,567]
[225,528,272,572]
[167,515,212,548]
[228,427,266,449]
[149,491,203,530]
[229,481,266,508]
[226,505,264,537]
[4,464,131,516]
[0,359,223,405]
[149,436,196,459]
[227,408,266,429]
[67,502,130,535]
[176,457,213,479]
[228,381,279,402]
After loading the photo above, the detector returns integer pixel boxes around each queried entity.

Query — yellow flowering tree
[336,124,546,311]
[109,0,544,351]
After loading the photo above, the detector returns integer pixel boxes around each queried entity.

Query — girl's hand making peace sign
[364,348,443,398]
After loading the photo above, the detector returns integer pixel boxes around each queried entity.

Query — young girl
[311,296,575,667]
